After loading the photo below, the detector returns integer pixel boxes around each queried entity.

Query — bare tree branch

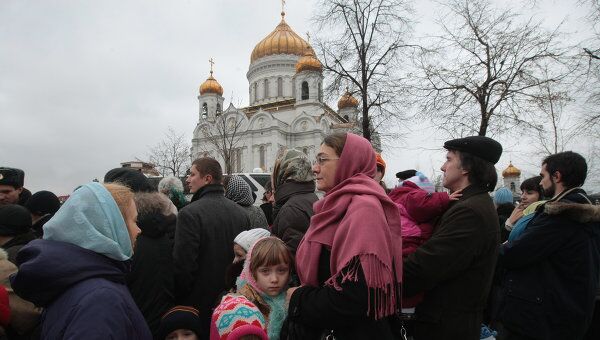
[148,127,191,177]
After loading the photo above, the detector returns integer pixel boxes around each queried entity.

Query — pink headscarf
[295,133,403,319]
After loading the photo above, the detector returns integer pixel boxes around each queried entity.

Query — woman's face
[312,144,339,192]
[233,243,247,263]
[124,199,141,250]
[520,189,540,208]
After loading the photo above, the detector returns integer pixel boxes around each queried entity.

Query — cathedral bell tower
[198,58,224,122]
[293,42,323,104]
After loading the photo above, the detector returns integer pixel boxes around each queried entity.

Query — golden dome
[295,47,322,73]
[502,162,521,177]
[251,13,314,63]
[337,89,359,110]
[199,71,224,96]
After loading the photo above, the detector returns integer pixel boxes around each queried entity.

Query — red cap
[375,153,386,176]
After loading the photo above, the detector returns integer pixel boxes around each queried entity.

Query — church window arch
[254,82,258,102]
[318,82,322,102]
[344,114,349,122]
[301,81,309,100]
[277,77,283,97]
[302,147,308,155]
[201,103,208,119]
[264,79,269,98]
[510,182,516,192]
[216,104,222,116]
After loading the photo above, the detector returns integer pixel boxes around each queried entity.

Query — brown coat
[403,185,499,340]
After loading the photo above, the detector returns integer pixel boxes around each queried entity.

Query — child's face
[166,329,198,340]
[254,262,290,297]
[233,244,247,263]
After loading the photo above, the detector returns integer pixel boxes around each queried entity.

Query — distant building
[119,161,161,177]
[502,162,522,194]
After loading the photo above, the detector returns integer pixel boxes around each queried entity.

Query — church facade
[190,12,359,173]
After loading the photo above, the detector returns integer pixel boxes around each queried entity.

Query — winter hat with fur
[210,294,268,340]
[234,228,271,252]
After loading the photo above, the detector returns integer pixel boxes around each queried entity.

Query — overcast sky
[1,0,594,195]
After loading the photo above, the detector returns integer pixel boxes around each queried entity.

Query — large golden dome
[502,162,521,177]
[295,46,322,73]
[199,71,224,96]
[251,13,314,63]
[338,89,359,110]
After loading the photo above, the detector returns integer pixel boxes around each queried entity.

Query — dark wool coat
[2,232,37,265]
[10,239,151,339]
[403,185,499,340]
[497,189,600,340]
[271,181,318,254]
[173,184,251,337]
[285,249,398,340]
[127,213,176,337]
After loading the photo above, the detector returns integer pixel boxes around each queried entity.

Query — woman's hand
[508,204,525,225]
[449,189,463,201]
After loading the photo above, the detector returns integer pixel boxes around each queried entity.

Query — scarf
[272,148,315,192]
[236,238,287,340]
[225,175,255,207]
[295,133,403,319]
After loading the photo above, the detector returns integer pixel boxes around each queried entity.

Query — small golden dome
[337,90,359,110]
[251,13,313,63]
[199,71,224,96]
[295,47,322,73]
[502,162,521,177]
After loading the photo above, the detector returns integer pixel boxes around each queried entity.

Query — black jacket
[127,213,176,337]
[497,203,514,243]
[403,185,499,340]
[173,184,250,337]
[271,181,318,254]
[286,249,397,340]
[497,188,600,340]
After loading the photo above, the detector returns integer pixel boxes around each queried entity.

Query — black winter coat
[286,249,397,340]
[271,181,318,254]
[497,188,600,340]
[127,213,176,337]
[403,185,499,340]
[173,184,250,337]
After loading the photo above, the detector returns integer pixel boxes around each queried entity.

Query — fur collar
[544,202,600,223]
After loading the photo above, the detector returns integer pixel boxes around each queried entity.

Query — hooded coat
[497,188,600,340]
[9,182,151,339]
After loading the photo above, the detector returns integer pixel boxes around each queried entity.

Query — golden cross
[208,57,215,74]
[306,31,310,43]
[281,0,286,14]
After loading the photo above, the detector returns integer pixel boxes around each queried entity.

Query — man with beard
[497,151,600,340]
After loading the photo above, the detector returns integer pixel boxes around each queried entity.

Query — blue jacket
[11,239,151,339]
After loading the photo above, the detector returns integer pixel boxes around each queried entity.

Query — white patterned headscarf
[272,148,314,191]
[225,175,255,207]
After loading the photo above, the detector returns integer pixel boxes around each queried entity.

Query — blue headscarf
[43,182,133,261]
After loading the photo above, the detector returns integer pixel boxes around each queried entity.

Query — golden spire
[199,58,223,96]
[208,57,215,75]
[281,0,286,18]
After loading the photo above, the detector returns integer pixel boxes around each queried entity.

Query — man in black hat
[0,167,25,206]
[402,136,502,339]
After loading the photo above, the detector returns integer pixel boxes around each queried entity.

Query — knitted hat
[211,294,268,340]
[0,285,10,328]
[375,153,386,176]
[0,204,32,236]
[25,191,61,216]
[234,228,271,252]
[103,168,154,193]
[494,187,514,205]
[396,169,417,180]
[157,306,203,340]
[0,167,24,188]
[405,171,435,193]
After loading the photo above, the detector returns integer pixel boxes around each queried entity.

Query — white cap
[234,228,271,252]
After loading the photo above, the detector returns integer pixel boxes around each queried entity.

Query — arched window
[277,77,283,97]
[510,182,516,192]
[318,82,322,102]
[259,146,266,170]
[254,83,258,102]
[301,81,309,100]
[216,103,222,116]
[264,79,269,98]
[236,149,242,172]
[201,103,208,118]
[302,147,308,155]
[344,114,349,122]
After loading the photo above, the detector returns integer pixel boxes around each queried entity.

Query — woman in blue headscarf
[10,182,151,339]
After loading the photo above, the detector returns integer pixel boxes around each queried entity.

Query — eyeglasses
[313,155,340,166]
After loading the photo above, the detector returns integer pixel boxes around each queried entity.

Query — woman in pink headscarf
[284,132,403,340]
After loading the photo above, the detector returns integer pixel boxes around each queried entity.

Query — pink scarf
[295,133,403,319]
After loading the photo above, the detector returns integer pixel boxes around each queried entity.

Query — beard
[543,181,556,198]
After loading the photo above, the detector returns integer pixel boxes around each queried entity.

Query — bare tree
[198,113,245,174]
[576,0,600,132]
[313,0,416,142]
[411,0,571,137]
[148,127,191,177]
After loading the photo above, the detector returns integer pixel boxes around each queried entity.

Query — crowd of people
[0,132,599,340]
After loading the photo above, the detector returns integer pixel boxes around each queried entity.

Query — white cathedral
[190,11,360,173]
